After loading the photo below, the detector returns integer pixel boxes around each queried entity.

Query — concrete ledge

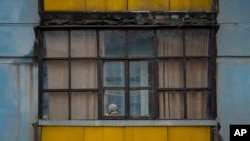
[38,120,217,127]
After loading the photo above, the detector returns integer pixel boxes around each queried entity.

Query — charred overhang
[39,11,218,26]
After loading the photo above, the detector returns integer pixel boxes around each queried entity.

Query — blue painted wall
[0,0,39,141]
[217,0,250,141]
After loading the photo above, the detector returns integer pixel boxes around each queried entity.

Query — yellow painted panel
[170,0,212,11]
[106,0,127,11]
[41,126,210,141]
[128,0,148,11]
[150,0,169,11]
[44,0,85,11]
[128,0,170,11]
[168,127,210,141]
[41,126,84,141]
[170,0,192,11]
[192,0,212,11]
[125,127,168,141]
[83,127,103,141]
[86,0,105,11]
[103,127,125,141]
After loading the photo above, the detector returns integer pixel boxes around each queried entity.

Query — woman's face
[110,108,118,116]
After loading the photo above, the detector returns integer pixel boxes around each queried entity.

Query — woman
[106,104,119,116]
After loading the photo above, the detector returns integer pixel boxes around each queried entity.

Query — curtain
[158,29,210,119]
[158,30,184,119]
[71,92,98,119]
[44,30,98,120]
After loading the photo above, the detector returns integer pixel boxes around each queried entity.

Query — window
[39,28,216,120]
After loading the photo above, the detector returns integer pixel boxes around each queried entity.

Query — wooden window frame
[38,26,217,120]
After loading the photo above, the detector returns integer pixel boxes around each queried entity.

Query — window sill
[38,119,217,127]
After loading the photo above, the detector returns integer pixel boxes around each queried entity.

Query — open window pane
[186,58,208,88]
[159,59,184,88]
[130,90,151,117]
[44,60,69,89]
[159,92,184,119]
[129,61,153,87]
[44,31,68,57]
[187,91,210,119]
[157,30,183,56]
[71,30,97,57]
[104,90,125,116]
[99,30,125,57]
[71,60,97,88]
[103,62,125,87]
[127,31,154,57]
[71,92,98,119]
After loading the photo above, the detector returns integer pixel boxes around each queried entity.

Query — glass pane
[71,92,98,119]
[44,31,68,57]
[130,90,151,117]
[104,90,125,116]
[187,91,210,119]
[130,61,153,87]
[159,92,184,119]
[99,30,125,57]
[157,30,183,56]
[44,92,69,120]
[185,29,210,56]
[158,59,184,88]
[127,30,154,57]
[71,30,97,57]
[103,62,125,87]
[42,93,49,120]
[44,61,68,89]
[186,58,208,88]
[71,60,97,88]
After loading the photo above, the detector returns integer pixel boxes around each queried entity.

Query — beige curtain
[185,29,209,56]
[44,31,68,57]
[159,92,184,119]
[71,92,98,119]
[158,30,184,119]
[157,30,183,57]
[187,91,207,119]
[45,30,98,120]
[158,29,210,119]
[71,60,97,89]
[71,30,97,57]
[185,29,209,119]
[49,92,68,120]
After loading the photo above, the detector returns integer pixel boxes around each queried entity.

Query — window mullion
[68,30,72,120]
[97,30,103,119]
[124,30,130,118]
[183,29,187,119]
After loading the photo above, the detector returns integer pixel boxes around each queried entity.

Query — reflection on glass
[100,30,125,57]
[104,90,125,116]
[103,62,125,87]
[127,31,154,57]
[130,61,153,87]
[130,90,151,117]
